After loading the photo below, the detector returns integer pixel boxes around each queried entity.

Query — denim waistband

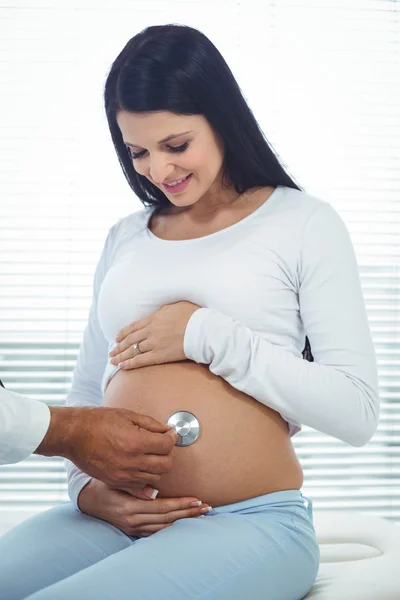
[301,493,313,522]
[210,489,313,521]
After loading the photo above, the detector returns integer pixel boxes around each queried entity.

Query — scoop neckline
[144,185,282,244]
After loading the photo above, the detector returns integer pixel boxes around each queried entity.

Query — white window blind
[0,0,399,523]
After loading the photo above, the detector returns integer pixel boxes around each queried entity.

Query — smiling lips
[164,174,191,186]
[161,173,193,193]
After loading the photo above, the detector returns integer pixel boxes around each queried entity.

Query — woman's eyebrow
[124,130,193,149]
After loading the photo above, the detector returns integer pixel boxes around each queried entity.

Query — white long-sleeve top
[65,184,380,510]
[0,385,51,464]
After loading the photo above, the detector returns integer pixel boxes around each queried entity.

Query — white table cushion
[305,511,400,599]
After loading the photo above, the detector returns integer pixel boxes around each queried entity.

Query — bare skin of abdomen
[102,360,304,507]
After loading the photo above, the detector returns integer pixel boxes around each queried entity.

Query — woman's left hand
[109,301,202,369]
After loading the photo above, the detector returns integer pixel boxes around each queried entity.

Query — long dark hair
[103,23,313,362]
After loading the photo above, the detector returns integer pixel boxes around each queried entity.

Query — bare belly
[102,360,304,507]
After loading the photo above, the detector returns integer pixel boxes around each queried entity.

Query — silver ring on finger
[133,341,143,354]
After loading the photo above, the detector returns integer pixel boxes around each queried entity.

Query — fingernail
[144,486,159,499]
[200,506,212,513]
[189,501,202,507]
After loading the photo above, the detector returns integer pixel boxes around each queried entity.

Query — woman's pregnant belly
[102,360,304,507]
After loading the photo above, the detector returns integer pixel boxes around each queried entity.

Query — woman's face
[116,110,232,212]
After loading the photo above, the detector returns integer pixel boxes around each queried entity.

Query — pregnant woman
[0,24,379,600]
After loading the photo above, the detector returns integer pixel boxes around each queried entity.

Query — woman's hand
[109,301,202,370]
[78,479,211,538]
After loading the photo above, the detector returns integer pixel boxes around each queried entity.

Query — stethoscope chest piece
[166,410,201,446]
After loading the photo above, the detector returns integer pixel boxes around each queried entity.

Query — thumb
[130,486,159,500]
[165,428,179,440]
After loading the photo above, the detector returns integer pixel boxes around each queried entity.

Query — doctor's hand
[109,301,202,370]
[78,479,211,537]
[35,405,179,499]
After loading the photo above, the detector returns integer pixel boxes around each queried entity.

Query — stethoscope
[165,410,201,446]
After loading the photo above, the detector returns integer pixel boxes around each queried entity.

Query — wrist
[34,406,77,459]
[77,478,97,513]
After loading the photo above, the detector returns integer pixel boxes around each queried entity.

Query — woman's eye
[169,141,190,154]
[128,141,189,160]
[130,149,146,160]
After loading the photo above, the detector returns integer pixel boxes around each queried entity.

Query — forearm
[64,456,93,511]
[34,406,78,459]
[36,407,95,512]
[184,307,380,446]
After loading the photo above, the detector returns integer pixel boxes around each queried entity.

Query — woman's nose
[149,157,174,184]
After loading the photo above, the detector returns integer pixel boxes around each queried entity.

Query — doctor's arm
[0,382,175,491]
[0,381,95,464]
[183,203,380,447]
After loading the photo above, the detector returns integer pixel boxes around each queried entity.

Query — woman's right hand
[77,479,211,537]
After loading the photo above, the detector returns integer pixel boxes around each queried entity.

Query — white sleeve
[64,223,119,511]
[0,387,51,464]
[183,203,380,447]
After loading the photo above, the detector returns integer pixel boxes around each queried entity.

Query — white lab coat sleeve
[0,387,51,464]
[64,222,120,511]
[183,203,380,447]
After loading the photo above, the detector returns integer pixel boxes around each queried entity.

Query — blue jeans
[0,489,320,600]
